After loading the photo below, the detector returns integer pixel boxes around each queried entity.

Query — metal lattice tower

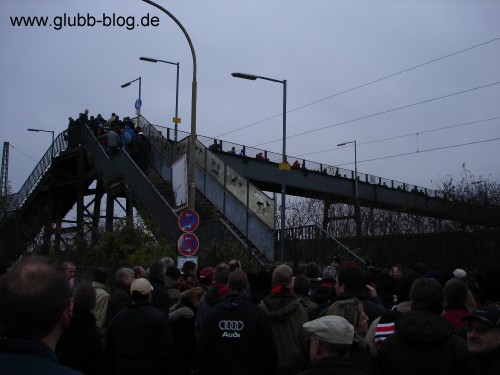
[1,142,9,197]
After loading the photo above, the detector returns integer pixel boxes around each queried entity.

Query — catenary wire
[9,144,38,163]
[296,116,500,158]
[216,37,500,139]
[253,81,500,148]
[337,137,500,167]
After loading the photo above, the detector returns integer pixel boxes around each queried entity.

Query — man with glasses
[462,307,500,374]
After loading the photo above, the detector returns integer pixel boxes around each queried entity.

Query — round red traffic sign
[178,209,200,233]
[177,233,199,256]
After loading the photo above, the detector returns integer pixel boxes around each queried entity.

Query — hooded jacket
[194,283,227,338]
[378,310,477,375]
[259,287,310,374]
[199,293,277,375]
[169,300,199,375]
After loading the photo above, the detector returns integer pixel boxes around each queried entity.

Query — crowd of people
[0,255,499,375]
[67,110,151,171]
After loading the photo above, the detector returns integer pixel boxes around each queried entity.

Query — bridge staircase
[0,123,277,264]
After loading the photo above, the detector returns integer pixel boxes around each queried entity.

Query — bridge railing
[138,116,276,260]
[4,131,68,213]
[156,125,442,199]
[72,125,184,243]
[138,116,276,226]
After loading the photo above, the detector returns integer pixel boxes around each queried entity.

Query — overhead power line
[254,81,500,148]
[337,137,500,167]
[297,115,500,158]
[217,36,500,139]
[9,144,38,162]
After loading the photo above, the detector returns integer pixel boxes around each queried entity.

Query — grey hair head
[115,267,134,282]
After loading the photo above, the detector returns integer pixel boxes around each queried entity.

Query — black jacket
[473,345,500,375]
[56,304,104,375]
[378,310,477,375]
[106,283,132,325]
[105,300,174,375]
[199,293,277,375]
[169,302,200,375]
[298,355,370,375]
[149,278,172,316]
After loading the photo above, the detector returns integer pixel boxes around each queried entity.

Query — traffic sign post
[177,233,199,256]
[178,209,200,256]
[178,209,199,233]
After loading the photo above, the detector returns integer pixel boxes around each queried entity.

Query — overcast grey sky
[1,0,499,194]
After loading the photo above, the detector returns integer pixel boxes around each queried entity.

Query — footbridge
[1,115,497,266]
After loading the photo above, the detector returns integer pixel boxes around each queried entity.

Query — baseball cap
[303,315,354,345]
[331,255,341,264]
[130,278,154,295]
[199,267,215,281]
[453,268,467,279]
[461,306,500,327]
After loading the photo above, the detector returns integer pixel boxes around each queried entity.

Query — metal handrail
[143,121,274,259]
[145,117,442,199]
[76,126,182,242]
[4,131,68,213]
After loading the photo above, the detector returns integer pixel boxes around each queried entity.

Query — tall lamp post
[337,140,357,197]
[27,128,55,160]
[121,77,142,115]
[140,56,181,160]
[337,140,361,247]
[231,72,288,261]
[141,0,197,210]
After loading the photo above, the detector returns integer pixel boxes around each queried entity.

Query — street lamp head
[337,140,355,147]
[27,128,40,132]
[140,56,158,63]
[121,82,131,88]
[231,72,258,80]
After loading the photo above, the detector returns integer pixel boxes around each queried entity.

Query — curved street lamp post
[141,0,197,210]
[337,140,361,247]
[27,128,55,160]
[231,72,288,261]
[121,77,142,115]
[140,56,180,160]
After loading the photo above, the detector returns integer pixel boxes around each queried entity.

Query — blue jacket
[0,337,84,375]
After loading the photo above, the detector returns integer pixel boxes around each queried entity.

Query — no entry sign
[178,233,199,256]
[178,209,199,233]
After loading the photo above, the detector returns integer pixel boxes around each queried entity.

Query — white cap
[303,315,354,345]
[130,278,154,295]
[453,268,467,279]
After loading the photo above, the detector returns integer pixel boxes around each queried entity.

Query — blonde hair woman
[327,298,378,374]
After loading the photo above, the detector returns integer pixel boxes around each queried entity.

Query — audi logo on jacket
[198,293,278,374]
